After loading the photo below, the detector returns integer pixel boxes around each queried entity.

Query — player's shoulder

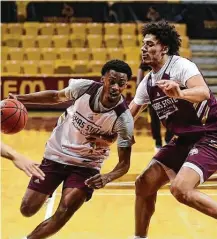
[65,79,95,99]
[140,71,151,84]
[68,78,94,88]
[117,108,134,125]
[172,55,196,69]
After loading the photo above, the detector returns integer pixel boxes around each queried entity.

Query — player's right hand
[156,80,184,99]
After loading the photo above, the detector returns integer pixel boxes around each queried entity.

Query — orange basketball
[1,99,28,134]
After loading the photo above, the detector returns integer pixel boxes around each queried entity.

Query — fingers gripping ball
[1,99,28,134]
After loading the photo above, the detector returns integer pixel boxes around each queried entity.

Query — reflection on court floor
[1,130,217,239]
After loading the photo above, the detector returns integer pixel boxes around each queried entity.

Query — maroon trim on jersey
[87,82,129,117]
[86,81,103,95]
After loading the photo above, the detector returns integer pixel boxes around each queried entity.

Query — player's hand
[85,174,111,189]
[156,80,184,99]
[85,133,117,147]
[13,155,45,180]
[8,93,17,100]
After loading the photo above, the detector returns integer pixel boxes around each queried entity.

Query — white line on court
[55,192,217,196]
[44,190,56,220]
[46,191,217,222]
[44,187,217,236]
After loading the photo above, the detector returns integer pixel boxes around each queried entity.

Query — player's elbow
[198,88,210,103]
[203,88,210,100]
[122,161,130,174]
[194,86,210,103]
[53,91,64,103]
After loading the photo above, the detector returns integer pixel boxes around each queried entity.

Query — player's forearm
[105,161,130,183]
[105,147,131,182]
[180,86,210,103]
[15,90,62,104]
[1,142,18,161]
[129,101,147,121]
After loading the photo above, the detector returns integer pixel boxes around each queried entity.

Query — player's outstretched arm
[129,100,147,121]
[85,146,131,189]
[1,142,45,180]
[8,88,69,105]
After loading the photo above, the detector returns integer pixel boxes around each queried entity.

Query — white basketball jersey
[44,82,128,170]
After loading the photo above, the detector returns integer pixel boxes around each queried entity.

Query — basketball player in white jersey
[129,21,217,238]
[1,142,45,180]
[9,60,134,239]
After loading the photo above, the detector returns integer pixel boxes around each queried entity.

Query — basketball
[1,99,28,134]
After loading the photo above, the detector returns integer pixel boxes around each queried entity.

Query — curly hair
[101,59,132,80]
[142,20,181,55]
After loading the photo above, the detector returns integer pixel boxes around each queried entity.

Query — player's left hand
[13,156,45,180]
[85,133,117,147]
[8,93,18,100]
[85,174,111,189]
[156,80,184,99]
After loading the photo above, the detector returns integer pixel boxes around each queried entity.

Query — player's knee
[54,204,76,223]
[20,201,38,217]
[135,174,154,197]
[170,182,190,204]
[59,197,80,216]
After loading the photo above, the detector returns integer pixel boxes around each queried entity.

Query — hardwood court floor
[1,130,217,239]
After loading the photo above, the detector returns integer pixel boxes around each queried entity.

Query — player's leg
[170,133,217,219]
[135,161,169,238]
[26,188,87,239]
[25,166,98,239]
[135,137,191,238]
[20,189,49,217]
[20,158,65,217]
[170,167,217,218]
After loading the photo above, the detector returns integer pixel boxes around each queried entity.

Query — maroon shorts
[28,158,99,201]
[154,131,217,182]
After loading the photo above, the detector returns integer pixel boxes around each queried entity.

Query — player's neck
[100,91,120,109]
[151,54,169,73]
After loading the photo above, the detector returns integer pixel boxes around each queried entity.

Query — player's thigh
[136,137,193,196]
[63,166,99,201]
[22,158,66,208]
[56,188,87,215]
[154,137,192,175]
[28,158,66,193]
[183,132,217,184]
[135,160,169,196]
[21,188,49,209]
[171,167,200,193]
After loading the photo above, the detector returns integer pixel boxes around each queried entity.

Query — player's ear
[100,76,105,83]
[162,46,168,55]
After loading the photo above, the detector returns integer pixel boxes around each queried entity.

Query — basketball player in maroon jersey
[129,20,217,239]
[1,142,45,180]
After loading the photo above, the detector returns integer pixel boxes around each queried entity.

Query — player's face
[141,34,167,66]
[102,70,128,103]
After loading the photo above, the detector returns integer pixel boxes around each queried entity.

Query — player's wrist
[7,152,16,161]
[104,174,112,184]
[177,89,185,100]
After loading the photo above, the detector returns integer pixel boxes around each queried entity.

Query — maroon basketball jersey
[147,56,217,136]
